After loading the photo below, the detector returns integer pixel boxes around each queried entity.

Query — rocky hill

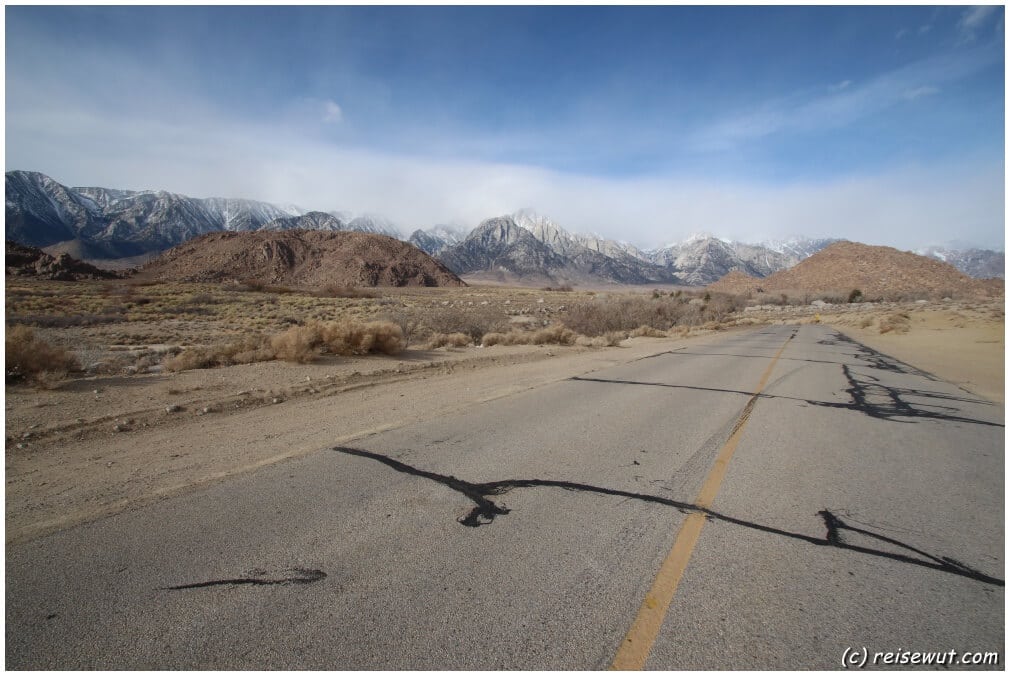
[140,230,464,287]
[708,242,1002,299]
[5,241,124,281]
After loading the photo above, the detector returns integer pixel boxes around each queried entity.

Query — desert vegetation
[4,277,1003,383]
[163,320,405,371]
[5,325,80,385]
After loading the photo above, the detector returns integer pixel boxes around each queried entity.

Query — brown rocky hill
[6,241,124,280]
[708,241,1002,299]
[705,270,763,296]
[140,230,465,287]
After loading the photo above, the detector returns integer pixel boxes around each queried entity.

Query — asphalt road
[6,324,1004,669]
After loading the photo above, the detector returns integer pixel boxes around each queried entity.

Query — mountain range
[6,170,1003,286]
[5,170,398,262]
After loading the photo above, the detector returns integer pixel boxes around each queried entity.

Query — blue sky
[5,5,1005,249]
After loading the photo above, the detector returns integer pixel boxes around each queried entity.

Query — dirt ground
[5,283,1003,546]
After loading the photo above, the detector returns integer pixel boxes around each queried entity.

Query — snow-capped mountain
[407,224,468,256]
[643,235,840,286]
[343,214,401,237]
[511,208,648,261]
[646,237,782,286]
[261,211,346,232]
[760,235,841,261]
[437,214,680,285]
[915,246,1004,280]
[4,171,399,260]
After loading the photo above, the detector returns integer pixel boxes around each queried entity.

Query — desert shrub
[541,285,573,292]
[163,347,226,372]
[848,289,864,303]
[630,325,667,338]
[859,317,875,329]
[379,310,422,345]
[421,306,508,342]
[225,280,297,294]
[481,324,576,347]
[575,331,626,348]
[878,312,911,335]
[561,298,652,336]
[531,324,577,345]
[164,320,404,372]
[315,284,379,299]
[270,325,319,363]
[318,320,405,356]
[479,332,510,347]
[560,293,741,336]
[427,332,472,349]
[238,279,267,292]
[7,312,126,328]
[164,335,276,371]
[5,325,80,384]
[187,293,218,305]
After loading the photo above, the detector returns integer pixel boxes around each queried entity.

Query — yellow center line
[610,332,793,670]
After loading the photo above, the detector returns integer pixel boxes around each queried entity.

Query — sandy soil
[818,303,1004,404]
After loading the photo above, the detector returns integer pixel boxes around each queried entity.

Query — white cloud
[692,43,1000,150]
[958,6,998,41]
[322,100,343,123]
[902,85,940,100]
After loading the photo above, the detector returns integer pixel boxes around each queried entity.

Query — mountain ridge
[6,170,1003,286]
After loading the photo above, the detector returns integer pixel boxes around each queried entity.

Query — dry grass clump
[164,320,405,371]
[314,284,380,299]
[629,325,668,338]
[318,320,405,356]
[481,324,576,347]
[426,332,472,349]
[268,320,405,360]
[163,335,275,371]
[878,312,911,334]
[576,331,627,348]
[269,326,319,363]
[5,325,80,384]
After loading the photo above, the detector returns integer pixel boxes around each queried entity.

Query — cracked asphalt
[6,324,1003,669]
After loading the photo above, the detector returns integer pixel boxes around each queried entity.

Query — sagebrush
[5,325,80,384]
[164,320,405,371]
